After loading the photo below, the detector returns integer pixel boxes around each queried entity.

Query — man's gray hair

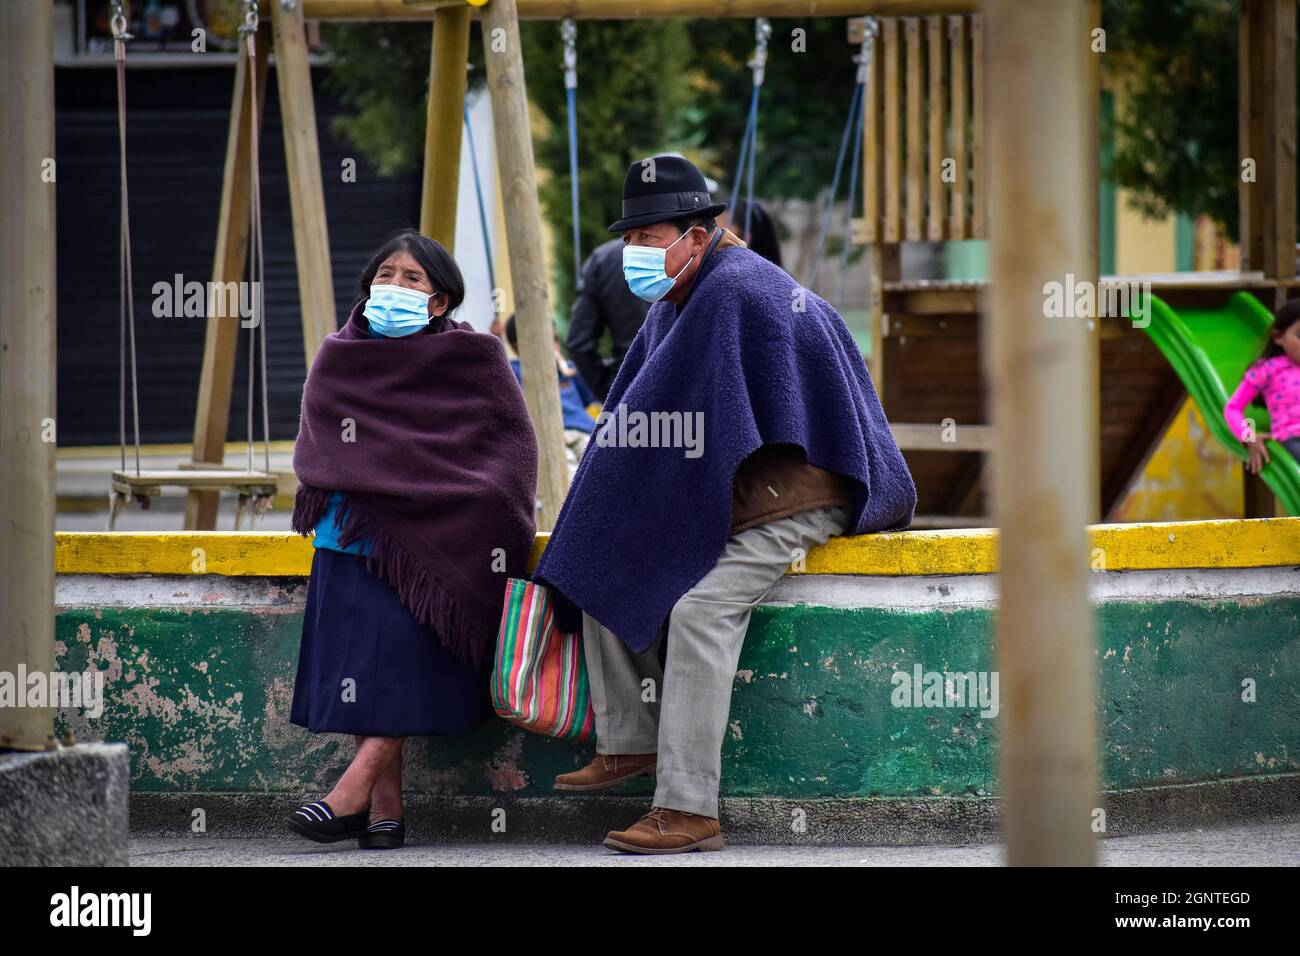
[669,213,717,234]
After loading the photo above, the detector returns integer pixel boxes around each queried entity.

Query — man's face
[621,222,710,302]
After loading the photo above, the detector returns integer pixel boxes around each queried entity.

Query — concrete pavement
[130,814,1300,866]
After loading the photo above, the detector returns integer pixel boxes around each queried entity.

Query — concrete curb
[129,772,1300,846]
[0,742,130,865]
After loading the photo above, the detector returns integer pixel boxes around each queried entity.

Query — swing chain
[854,17,878,85]
[109,1,132,44]
[561,18,577,91]
[748,17,772,88]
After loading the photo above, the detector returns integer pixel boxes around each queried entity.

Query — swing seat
[109,469,280,531]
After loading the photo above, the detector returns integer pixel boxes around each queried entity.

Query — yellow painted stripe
[55,517,1300,577]
[57,532,316,576]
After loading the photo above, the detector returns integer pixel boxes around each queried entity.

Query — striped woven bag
[492,578,595,741]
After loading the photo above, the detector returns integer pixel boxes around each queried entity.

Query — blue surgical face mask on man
[364,284,433,337]
[622,228,699,303]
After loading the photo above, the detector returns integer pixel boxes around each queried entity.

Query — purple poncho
[291,302,538,669]
[534,245,916,652]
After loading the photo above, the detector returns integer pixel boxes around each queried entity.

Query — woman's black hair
[1260,296,1300,360]
[728,198,783,269]
[355,230,465,317]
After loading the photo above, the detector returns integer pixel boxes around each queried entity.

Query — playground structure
[849,4,1300,525]
[3,0,1297,866]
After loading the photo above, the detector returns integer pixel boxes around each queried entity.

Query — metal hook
[110,0,132,41]
[561,17,577,90]
[855,17,879,85]
[239,0,260,34]
[748,17,771,88]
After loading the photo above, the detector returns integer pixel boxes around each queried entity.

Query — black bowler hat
[607,154,728,233]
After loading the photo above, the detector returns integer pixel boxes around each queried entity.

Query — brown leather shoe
[553,753,656,792]
[603,807,724,854]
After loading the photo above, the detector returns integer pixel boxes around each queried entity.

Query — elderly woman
[284,232,537,849]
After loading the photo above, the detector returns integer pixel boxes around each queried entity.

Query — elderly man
[534,154,916,854]
[565,154,719,398]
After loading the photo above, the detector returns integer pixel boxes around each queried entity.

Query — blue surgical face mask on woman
[364,284,433,337]
[622,228,699,303]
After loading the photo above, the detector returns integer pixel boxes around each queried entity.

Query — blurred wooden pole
[0,0,57,751]
[420,4,471,248]
[481,0,568,529]
[985,0,1099,866]
[187,17,272,530]
[273,0,338,365]
[1084,0,1101,522]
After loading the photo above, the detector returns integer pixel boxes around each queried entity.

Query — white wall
[453,89,499,333]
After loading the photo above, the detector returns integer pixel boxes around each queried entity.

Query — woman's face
[372,251,448,317]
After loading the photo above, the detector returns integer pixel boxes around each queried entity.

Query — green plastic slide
[1141,291,1300,515]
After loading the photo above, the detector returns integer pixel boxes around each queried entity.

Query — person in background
[564,236,650,401]
[719,197,783,269]
[285,232,537,850]
[1225,297,1300,473]
[563,153,719,399]
[505,314,597,479]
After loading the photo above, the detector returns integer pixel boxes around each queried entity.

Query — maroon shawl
[291,303,538,669]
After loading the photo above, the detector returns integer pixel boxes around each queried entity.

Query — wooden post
[0,0,57,751]
[869,245,901,400]
[273,0,338,365]
[985,0,1099,866]
[969,12,985,237]
[926,16,945,243]
[883,19,901,243]
[1239,1,1265,271]
[1237,0,1292,519]
[186,17,272,530]
[420,4,471,249]
[481,0,569,530]
[1262,0,1296,280]
[947,15,967,239]
[1239,0,1296,280]
[862,16,880,248]
[861,18,889,387]
[1244,470,1277,518]
[904,18,923,242]
[1084,0,1101,522]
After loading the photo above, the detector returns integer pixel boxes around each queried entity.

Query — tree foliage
[682,19,863,203]
[320,18,863,317]
[519,18,692,312]
[320,4,1288,313]
[320,23,440,178]
[1101,0,1299,240]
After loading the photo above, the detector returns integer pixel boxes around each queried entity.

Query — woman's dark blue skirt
[290,548,494,736]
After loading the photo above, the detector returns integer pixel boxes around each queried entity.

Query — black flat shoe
[358,818,405,850]
[285,801,370,844]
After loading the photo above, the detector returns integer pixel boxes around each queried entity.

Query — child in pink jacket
[1224,298,1300,474]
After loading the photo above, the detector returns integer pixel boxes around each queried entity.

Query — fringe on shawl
[291,483,497,670]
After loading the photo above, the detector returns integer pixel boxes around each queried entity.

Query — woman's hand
[1245,433,1272,474]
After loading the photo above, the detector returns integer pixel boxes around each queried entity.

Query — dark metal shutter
[55,63,423,446]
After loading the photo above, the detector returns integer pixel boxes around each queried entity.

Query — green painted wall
[53,594,1300,798]
[1174,212,1196,272]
